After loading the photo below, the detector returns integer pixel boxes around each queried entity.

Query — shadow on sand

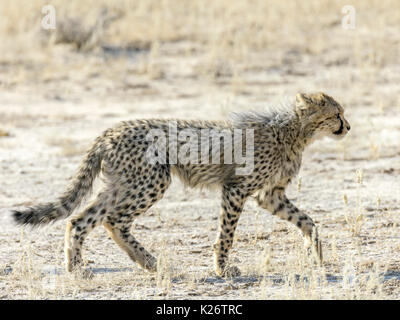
[38,266,400,286]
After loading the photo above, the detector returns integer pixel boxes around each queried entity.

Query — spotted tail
[12,137,103,226]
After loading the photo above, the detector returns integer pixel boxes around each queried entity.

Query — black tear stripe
[333,116,344,135]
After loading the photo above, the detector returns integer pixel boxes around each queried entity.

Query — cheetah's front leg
[213,186,248,277]
[257,187,323,264]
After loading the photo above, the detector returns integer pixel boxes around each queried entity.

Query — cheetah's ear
[295,93,317,117]
[295,93,311,107]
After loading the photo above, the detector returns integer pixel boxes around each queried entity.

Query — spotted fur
[12,92,350,277]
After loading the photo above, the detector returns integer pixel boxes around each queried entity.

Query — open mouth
[333,117,344,135]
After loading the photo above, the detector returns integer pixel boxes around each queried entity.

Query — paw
[81,268,94,279]
[314,238,323,264]
[305,231,323,265]
[219,265,241,278]
[144,256,158,273]
[71,268,94,280]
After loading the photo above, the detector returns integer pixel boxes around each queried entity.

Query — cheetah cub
[13,92,350,277]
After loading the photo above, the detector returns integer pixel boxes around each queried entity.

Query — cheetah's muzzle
[333,116,344,135]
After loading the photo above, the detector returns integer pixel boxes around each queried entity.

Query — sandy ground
[1,1,400,300]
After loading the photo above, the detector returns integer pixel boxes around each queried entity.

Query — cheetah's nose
[346,125,351,131]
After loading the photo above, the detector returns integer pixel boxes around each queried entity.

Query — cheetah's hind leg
[103,221,158,272]
[102,168,171,273]
[64,191,111,278]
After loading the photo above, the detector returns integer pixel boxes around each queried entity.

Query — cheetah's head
[295,92,351,141]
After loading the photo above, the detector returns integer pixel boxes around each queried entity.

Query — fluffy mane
[229,97,297,128]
